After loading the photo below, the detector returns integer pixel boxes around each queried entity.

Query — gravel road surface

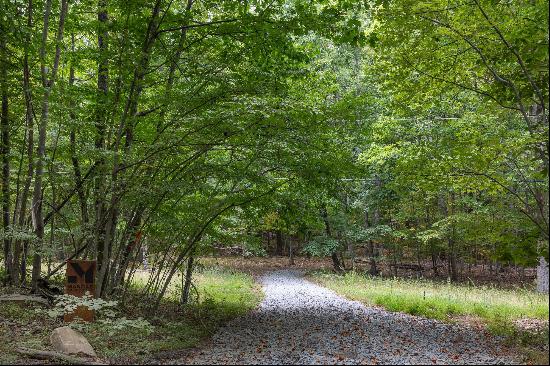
[183,270,518,365]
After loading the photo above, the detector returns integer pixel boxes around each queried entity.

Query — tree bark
[14,0,34,287]
[288,236,294,266]
[365,209,378,276]
[276,230,283,256]
[68,34,89,233]
[1,17,13,283]
[31,0,68,290]
[431,251,438,276]
[181,254,194,304]
[93,0,109,264]
[16,27,34,285]
[321,206,342,272]
[439,193,458,282]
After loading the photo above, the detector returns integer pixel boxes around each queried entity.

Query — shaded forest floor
[0,267,262,364]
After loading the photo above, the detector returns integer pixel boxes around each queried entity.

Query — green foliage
[35,293,155,336]
[303,236,341,257]
[371,0,548,115]
[42,293,118,319]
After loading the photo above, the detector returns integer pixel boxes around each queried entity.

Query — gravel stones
[182,270,519,365]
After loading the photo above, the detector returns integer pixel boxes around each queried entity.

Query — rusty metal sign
[64,260,96,322]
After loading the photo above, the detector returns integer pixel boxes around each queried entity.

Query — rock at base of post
[50,326,97,358]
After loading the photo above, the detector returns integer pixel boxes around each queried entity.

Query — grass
[310,270,549,364]
[85,267,262,363]
[310,271,548,323]
[0,265,262,364]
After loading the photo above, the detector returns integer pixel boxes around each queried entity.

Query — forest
[0,0,548,365]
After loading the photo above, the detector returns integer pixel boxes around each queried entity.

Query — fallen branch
[15,347,107,365]
[0,294,50,306]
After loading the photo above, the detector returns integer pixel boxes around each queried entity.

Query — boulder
[50,326,97,358]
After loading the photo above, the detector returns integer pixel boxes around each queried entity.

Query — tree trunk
[288,236,294,266]
[96,0,162,298]
[1,19,13,284]
[339,251,346,270]
[330,253,342,273]
[439,193,458,282]
[321,205,342,272]
[93,0,109,263]
[68,34,89,231]
[276,230,283,256]
[14,11,32,287]
[448,236,458,282]
[16,0,35,286]
[431,250,438,276]
[365,209,378,276]
[181,255,194,304]
[31,0,68,290]
[109,208,143,292]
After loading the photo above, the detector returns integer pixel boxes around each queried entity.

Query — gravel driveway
[183,270,518,365]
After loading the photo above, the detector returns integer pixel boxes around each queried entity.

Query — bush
[37,293,154,335]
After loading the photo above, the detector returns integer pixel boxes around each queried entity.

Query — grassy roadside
[0,266,262,364]
[309,270,549,364]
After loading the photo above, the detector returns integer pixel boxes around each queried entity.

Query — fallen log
[15,347,107,365]
[0,294,50,306]
[390,263,424,271]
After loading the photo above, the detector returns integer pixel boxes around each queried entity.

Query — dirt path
[177,270,519,365]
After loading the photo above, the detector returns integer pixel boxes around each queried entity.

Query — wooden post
[64,260,96,322]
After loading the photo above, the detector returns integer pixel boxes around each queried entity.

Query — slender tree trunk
[109,207,143,292]
[369,176,383,275]
[321,206,342,272]
[365,209,378,276]
[68,34,89,232]
[276,230,283,256]
[96,0,163,297]
[426,205,438,277]
[339,251,346,270]
[431,250,438,277]
[16,0,35,286]
[181,254,194,305]
[1,19,13,284]
[288,236,294,266]
[439,193,458,282]
[31,0,68,290]
[155,232,201,308]
[448,235,458,282]
[94,0,109,274]
[449,193,458,281]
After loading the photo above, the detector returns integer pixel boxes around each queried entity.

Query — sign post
[64,260,96,322]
